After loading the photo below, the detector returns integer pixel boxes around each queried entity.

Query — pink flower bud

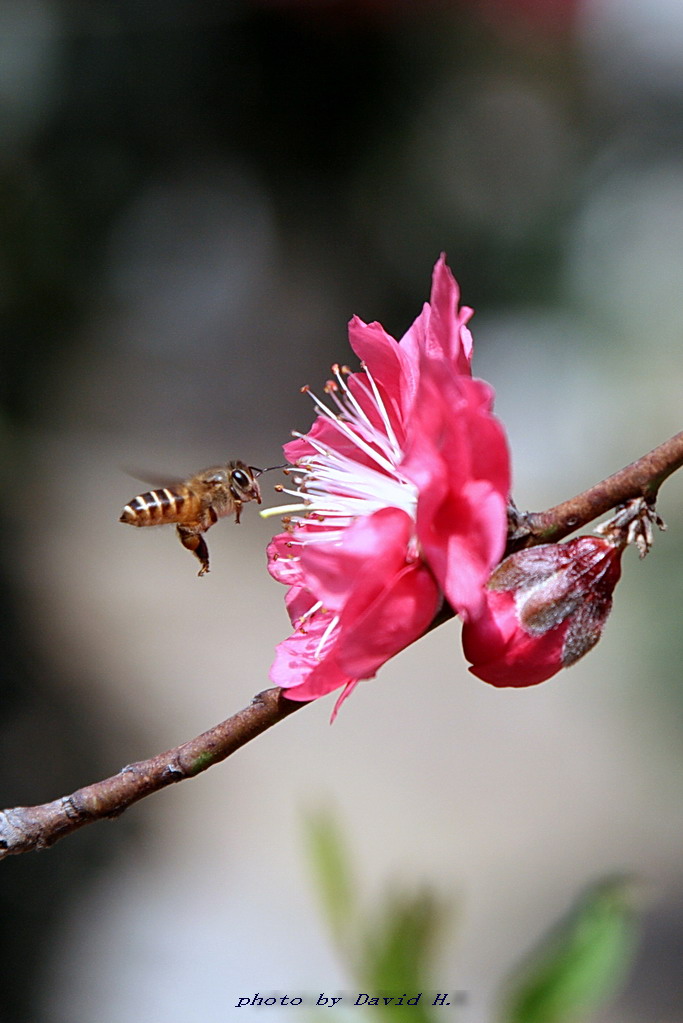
[462,536,623,687]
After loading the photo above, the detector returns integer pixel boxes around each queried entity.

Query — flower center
[262,362,418,544]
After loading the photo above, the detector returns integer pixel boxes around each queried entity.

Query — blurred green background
[1,1,683,1020]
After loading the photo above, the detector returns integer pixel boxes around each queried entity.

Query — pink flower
[461,536,624,687]
[266,257,511,716]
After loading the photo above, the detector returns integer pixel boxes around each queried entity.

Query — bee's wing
[122,467,187,488]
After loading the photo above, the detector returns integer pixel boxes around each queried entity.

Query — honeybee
[120,461,264,576]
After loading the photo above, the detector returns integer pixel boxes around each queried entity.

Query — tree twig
[1,430,682,860]
[0,688,305,860]
[507,430,683,550]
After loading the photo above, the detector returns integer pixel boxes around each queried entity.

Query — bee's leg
[176,523,210,576]
[233,500,243,524]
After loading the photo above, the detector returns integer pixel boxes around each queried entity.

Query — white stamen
[331,365,374,431]
[260,503,307,519]
[304,391,399,477]
[296,599,324,629]
[358,363,402,458]
[315,613,340,658]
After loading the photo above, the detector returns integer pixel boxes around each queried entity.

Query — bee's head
[228,461,262,504]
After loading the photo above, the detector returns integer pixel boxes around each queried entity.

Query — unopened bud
[462,537,623,687]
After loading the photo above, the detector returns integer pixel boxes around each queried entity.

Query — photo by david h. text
[234,991,468,1008]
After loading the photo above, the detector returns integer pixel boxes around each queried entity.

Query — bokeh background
[1,1,683,1020]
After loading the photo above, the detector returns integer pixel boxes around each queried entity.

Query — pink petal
[269,589,353,701]
[270,619,351,699]
[427,254,474,372]
[401,367,510,618]
[348,315,419,425]
[299,506,415,610]
[330,680,361,721]
[400,255,473,375]
[337,560,440,678]
[267,533,304,586]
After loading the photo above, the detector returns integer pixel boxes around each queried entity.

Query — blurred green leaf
[499,876,639,1023]
[304,809,357,947]
[304,811,452,1023]
[359,886,447,1023]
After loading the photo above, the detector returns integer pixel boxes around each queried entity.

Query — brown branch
[1,430,682,861]
[0,688,305,860]
[507,430,683,551]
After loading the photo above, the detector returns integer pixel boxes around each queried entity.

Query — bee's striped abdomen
[120,487,195,526]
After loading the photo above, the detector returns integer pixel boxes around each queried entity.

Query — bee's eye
[232,470,250,489]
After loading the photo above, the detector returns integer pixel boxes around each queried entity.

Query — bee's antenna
[250,464,289,477]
